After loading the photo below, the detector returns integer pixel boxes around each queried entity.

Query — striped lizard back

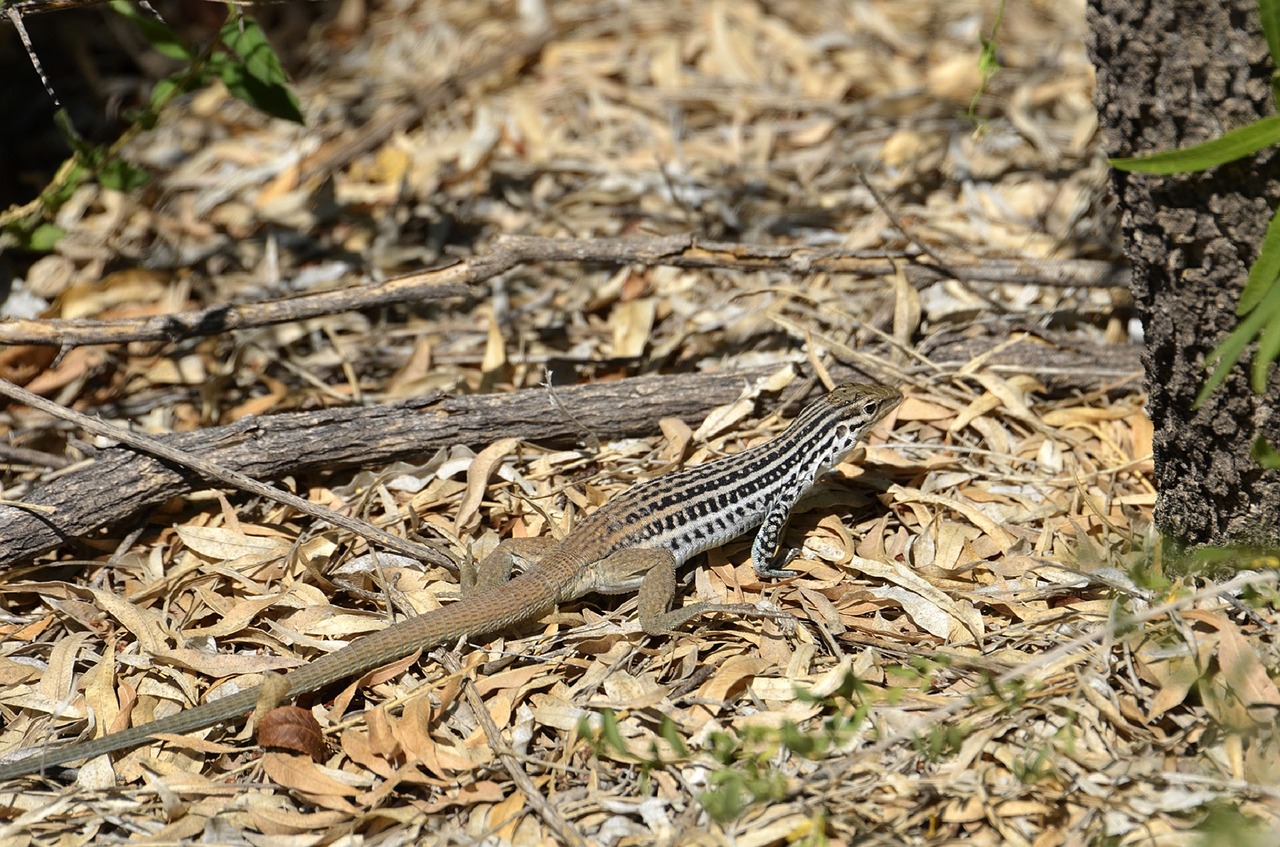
[559,383,901,567]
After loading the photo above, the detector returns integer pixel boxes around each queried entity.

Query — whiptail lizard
[0,382,901,781]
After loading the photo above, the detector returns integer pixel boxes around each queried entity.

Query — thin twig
[440,652,589,847]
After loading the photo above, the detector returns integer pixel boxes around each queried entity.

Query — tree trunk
[1087,0,1280,546]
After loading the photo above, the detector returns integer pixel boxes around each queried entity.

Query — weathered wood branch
[0,372,768,568]
[0,336,1141,569]
[0,235,1129,346]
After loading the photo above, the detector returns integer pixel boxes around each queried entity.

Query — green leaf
[98,158,150,192]
[110,0,192,61]
[52,109,92,159]
[218,19,305,124]
[40,161,88,209]
[1240,205,1280,314]
[1198,280,1280,406]
[1251,298,1280,391]
[1252,436,1280,469]
[25,223,67,251]
[1109,115,1280,174]
[597,709,631,759]
[150,76,182,112]
[1260,0,1280,76]
[658,716,690,759]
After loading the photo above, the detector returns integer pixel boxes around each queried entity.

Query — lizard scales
[0,382,900,781]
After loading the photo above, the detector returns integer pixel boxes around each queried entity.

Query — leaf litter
[0,0,1273,845]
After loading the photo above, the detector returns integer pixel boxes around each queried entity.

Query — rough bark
[1088,0,1280,545]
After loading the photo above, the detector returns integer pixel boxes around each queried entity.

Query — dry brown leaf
[892,486,1014,554]
[175,525,291,563]
[610,297,656,358]
[658,416,693,463]
[155,648,300,678]
[260,753,363,810]
[41,630,91,705]
[454,437,520,534]
[1216,618,1280,710]
[257,706,326,760]
[244,806,352,837]
[183,593,289,639]
[846,554,984,644]
[698,655,772,703]
[481,313,506,375]
[1143,650,1208,721]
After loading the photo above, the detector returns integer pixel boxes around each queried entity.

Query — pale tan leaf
[846,555,984,644]
[1216,619,1280,708]
[658,417,692,463]
[89,588,166,655]
[697,655,772,703]
[1144,652,1205,721]
[454,436,521,534]
[892,264,921,353]
[610,297,656,359]
[891,486,1014,554]
[481,313,506,375]
[260,754,363,807]
[154,648,300,677]
[175,525,291,561]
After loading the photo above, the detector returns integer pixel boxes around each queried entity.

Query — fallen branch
[0,235,1130,346]
[0,371,776,568]
[0,337,1141,569]
[0,377,452,566]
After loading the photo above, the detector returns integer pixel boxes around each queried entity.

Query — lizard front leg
[750,495,805,580]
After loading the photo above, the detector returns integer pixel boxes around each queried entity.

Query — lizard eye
[862,400,878,417]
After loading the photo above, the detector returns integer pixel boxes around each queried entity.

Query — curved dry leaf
[454,436,520,534]
[260,753,362,812]
[183,593,289,639]
[42,630,91,703]
[481,314,506,374]
[153,648,300,678]
[846,555,984,645]
[176,525,291,561]
[610,297,656,358]
[694,396,756,442]
[891,486,1014,554]
[338,726,397,779]
[1144,652,1205,721]
[81,642,122,735]
[658,416,692,463]
[869,586,949,639]
[1216,619,1280,710]
[698,655,771,703]
[892,264,922,349]
[258,706,326,761]
[89,588,166,655]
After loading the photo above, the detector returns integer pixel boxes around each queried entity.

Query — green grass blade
[1240,205,1280,314]
[1198,282,1280,406]
[1252,435,1280,469]
[1251,296,1280,391]
[1260,0,1280,86]
[1110,116,1280,174]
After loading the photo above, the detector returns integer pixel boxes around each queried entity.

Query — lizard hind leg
[591,548,795,636]
[463,536,558,594]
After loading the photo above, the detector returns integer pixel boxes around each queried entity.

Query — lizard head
[805,382,902,469]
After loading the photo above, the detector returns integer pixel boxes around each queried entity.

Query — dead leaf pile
[0,1,1272,845]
